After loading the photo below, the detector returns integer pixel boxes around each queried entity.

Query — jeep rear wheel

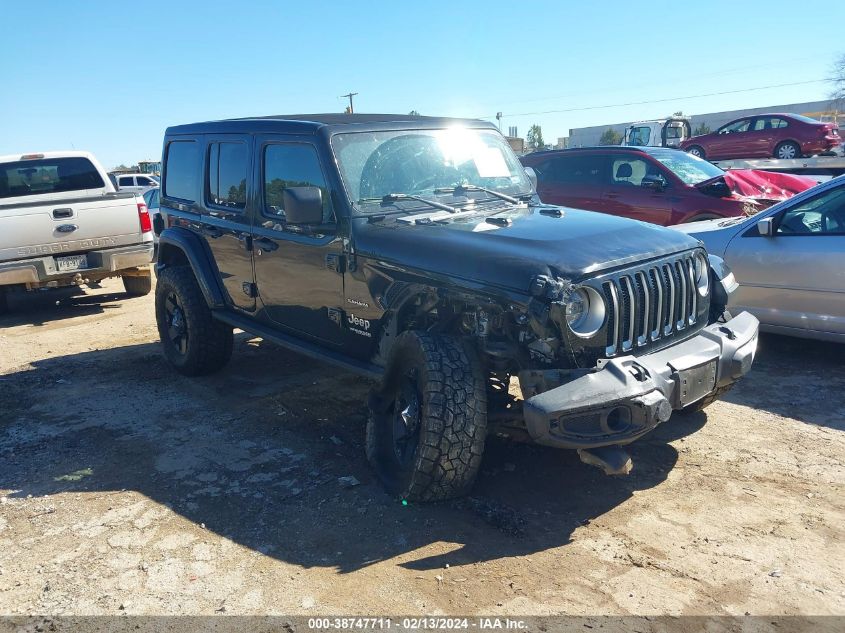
[366,331,487,502]
[155,266,233,376]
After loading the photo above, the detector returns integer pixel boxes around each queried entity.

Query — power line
[492,55,822,109]
[478,78,829,120]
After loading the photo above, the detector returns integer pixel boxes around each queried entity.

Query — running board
[213,310,384,380]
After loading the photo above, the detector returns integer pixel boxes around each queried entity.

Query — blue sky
[1,0,840,168]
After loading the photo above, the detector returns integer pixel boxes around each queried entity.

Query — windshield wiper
[380,193,459,213]
[434,184,529,204]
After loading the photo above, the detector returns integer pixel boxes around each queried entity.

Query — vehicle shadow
[0,285,134,327]
[0,338,689,574]
[720,332,845,431]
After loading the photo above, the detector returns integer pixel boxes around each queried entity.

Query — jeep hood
[354,206,701,294]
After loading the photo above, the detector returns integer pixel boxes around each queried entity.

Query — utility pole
[340,92,358,114]
[496,112,502,130]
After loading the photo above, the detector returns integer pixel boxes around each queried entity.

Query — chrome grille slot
[601,252,703,358]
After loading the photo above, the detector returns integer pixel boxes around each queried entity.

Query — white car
[114,173,159,193]
[674,175,845,342]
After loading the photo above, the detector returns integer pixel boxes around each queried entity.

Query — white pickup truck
[0,151,154,313]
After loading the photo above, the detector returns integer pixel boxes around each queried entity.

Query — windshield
[649,149,724,185]
[331,127,531,210]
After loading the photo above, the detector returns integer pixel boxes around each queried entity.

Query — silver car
[674,175,845,342]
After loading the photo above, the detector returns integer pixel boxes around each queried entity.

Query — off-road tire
[155,266,233,376]
[366,331,488,502]
[122,272,153,297]
[774,141,801,160]
[686,145,706,159]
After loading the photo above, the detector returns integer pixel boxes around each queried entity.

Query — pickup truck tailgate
[0,193,143,263]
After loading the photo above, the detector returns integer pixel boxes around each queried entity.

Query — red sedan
[679,113,840,160]
[520,146,815,225]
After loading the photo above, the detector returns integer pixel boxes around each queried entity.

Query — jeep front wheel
[366,331,487,502]
[155,266,233,376]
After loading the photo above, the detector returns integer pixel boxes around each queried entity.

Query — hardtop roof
[166,113,497,136]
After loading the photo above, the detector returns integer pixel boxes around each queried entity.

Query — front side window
[164,140,200,201]
[332,127,530,210]
[137,176,156,187]
[207,142,248,210]
[0,156,105,199]
[649,149,724,185]
[263,144,333,222]
[777,186,845,234]
[719,119,751,134]
[610,158,657,186]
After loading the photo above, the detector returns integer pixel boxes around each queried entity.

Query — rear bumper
[523,311,759,449]
[0,243,153,287]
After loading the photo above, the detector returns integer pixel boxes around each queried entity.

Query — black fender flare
[707,253,737,316]
[155,227,227,309]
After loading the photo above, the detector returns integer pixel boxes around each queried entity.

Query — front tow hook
[577,446,633,475]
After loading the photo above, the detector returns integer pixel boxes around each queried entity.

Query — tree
[831,52,845,107]
[693,122,711,136]
[672,111,684,117]
[527,124,544,150]
[113,163,129,171]
[598,128,622,145]
[408,110,420,116]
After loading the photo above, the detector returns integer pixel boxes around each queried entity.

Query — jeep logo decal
[347,313,371,330]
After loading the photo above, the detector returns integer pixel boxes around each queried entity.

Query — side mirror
[283,186,323,224]
[641,175,666,192]
[757,217,775,236]
[523,166,538,190]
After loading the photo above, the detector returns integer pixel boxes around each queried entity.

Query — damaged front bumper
[522,311,759,450]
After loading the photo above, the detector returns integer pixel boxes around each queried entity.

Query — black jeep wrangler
[154,114,758,501]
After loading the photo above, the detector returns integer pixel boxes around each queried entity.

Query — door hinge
[325,253,346,274]
[327,307,343,326]
[242,282,258,298]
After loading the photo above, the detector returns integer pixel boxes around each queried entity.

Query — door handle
[202,226,223,239]
[53,208,73,218]
[253,237,278,252]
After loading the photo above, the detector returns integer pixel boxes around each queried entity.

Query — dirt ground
[0,277,843,617]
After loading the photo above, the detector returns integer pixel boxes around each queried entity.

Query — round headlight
[566,287,606,338]
[694,253,710,296]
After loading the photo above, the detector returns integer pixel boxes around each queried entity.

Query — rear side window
[118,176,133,186]
[207,142,248,210]
[0,157,104,199]
[540,155,605,185]
[263,144,333,222]
[164,140,200,201]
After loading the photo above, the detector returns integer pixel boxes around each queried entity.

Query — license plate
[678,359,717,406]
[56,254,88,272]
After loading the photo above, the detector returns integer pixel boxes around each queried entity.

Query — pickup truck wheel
[122,272,152,297]
[155,266,233,376]
[366,331,487,502]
